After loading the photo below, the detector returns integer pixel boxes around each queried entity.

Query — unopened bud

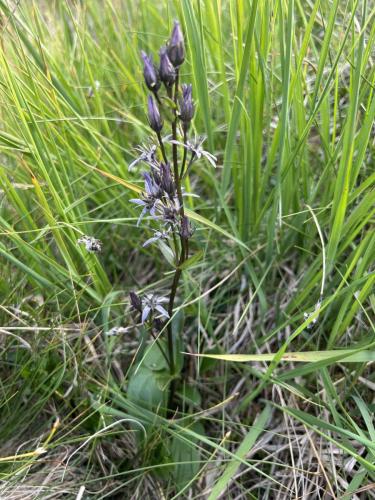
[179,84,194,126]
[159,47,176,87]
[180,216,194,239]
[147,95,163,132]
[160,162,175,197]
[167,21,185,67]
[129,291,142,312]
[141,51,161,92]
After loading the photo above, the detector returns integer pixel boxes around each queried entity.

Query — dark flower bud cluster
[130,163,181,228]
[140,20,194,134]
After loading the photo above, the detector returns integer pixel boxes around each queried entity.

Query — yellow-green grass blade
[189,350,375,363]
[207,404,271,500]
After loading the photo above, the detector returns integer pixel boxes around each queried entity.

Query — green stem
[179,126,188,178]
[149,326,170,367]
[156,131,168,164]
[181,152,196,180]
[172,231,179,264]
[167,68,190,411]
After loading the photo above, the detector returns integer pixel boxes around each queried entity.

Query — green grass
[0,0,374,498]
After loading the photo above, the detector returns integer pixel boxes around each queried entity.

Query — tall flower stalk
[129,21,216,409]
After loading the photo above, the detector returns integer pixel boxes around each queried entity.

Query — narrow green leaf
[221,0,259,193]
[208,405,271,500]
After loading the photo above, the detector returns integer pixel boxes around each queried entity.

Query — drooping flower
[143,228,171,247]
[128,144,158,171]
[129,172,164,226]
[143,171,163,198]
[106,326,131,336]
[159,47,176,87]
[141,51,161,92]
[77,235,102,253]
[169,136,217,168]
[129,197,157,226]
[167,21,185,67]
[140,294,169,323]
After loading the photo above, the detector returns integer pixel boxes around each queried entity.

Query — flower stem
[167,68,189,411]
[179,127,188,178]
[171,72,185,218]
[182,151,196,180]
[156,131,168,164]
[149,327,170,367]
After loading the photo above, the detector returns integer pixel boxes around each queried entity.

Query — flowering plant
[127,21,216,412]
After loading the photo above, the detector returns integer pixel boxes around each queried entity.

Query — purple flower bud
[129,291,142,312]
[180,216,194,239]
[141,51,161,92]
[179,84,194,125]
[160,162,175,197]
[147,95,163,132]
[167,21,185,67]
[150,167,161,187]
[159,47,176,87]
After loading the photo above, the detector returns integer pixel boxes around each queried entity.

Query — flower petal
[141,305,151,323]
[128,158,141,171]
[130,198,146,205]
[142,236,159,247]
[203,152,217,167]
[137,207,148,226]
[156,296,169,303]
[155,305,169,318]
[169,139,185,147]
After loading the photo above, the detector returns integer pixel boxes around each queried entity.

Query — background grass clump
[0,0,374,498]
